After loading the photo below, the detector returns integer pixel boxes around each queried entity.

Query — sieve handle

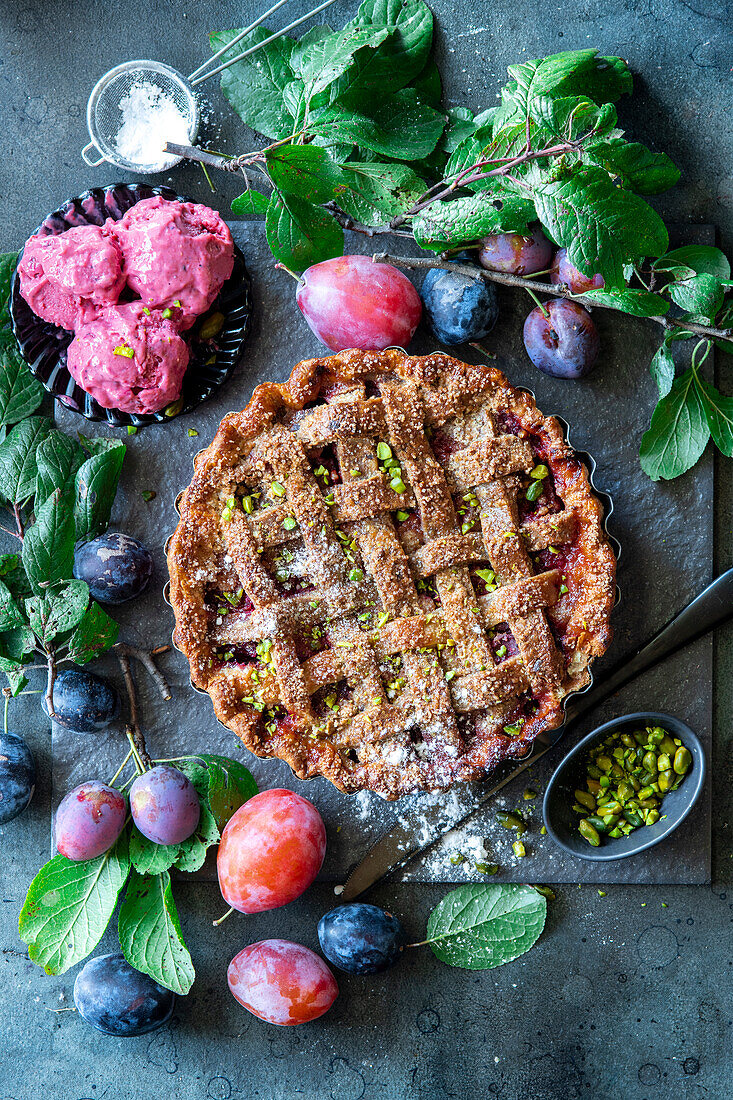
[81,140,106,168]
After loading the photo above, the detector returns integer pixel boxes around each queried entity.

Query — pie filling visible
[167,349,616,799]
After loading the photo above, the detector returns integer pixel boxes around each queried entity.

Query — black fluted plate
[9,182,252,428]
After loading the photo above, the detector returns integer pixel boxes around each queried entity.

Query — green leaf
[0,578,23,631]
[295,23,392,97]
[425,883,547,970]
[336,161,426,226]
[175,758,220,848]
[312,89,445,160]
[266,145,347,203]
[409,58,442,107]
[585,139,680,195]
[349,0,433,92]
[25,580,89,645]
[495,50,632,131]
[65,601,119,664]
[230,190,270,216]
[209,26,296,140]
[413,192,534,250]
[0,623,35,666]
[692,374,733,457]
[0,415,51,503]
[655,245,730,281]
[583,287,669,317]
[118,869,195,995]
[0,251,19,327]
[649,343,676,398]
[639,367,710,480]
[439,107,475,154]
[192,754,258,833]
[22,488,75,593]
[73,442,125,541]
[129,825,180,875]
[0,344,44,427]
[666,273,724,321]
[265,190,343,270]
[35,430,85,507]
[173,834,208,873]
[77,433,124,456]
[533,165,668,289]
[18,831,130,976]
[530,94,617,142]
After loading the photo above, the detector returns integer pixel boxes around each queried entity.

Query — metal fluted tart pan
[9,182,252,428]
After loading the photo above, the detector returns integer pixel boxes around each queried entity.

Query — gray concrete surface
[1,2,733,1098]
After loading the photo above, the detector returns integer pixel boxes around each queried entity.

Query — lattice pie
[167,350,615,799]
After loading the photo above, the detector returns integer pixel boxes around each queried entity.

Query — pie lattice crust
[167,349,615,799]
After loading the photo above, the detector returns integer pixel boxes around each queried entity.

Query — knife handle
[564,567,733,729]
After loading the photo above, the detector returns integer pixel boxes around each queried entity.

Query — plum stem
[125,728,147,776]
[274,262,304,285]
[113,643,172,701]
[371,252,733,341]
[117,651,153,769]
[44,649,56,719]
[108,747,135,787]
[213,906,235,927]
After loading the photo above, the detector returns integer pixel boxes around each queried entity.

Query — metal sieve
[82,60,199,174]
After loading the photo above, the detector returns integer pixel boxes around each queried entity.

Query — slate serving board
[51,222,713,885]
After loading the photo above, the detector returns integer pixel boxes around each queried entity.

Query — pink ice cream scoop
[66,302,189,414]
[17,224,125,332]
[112,196,234,328]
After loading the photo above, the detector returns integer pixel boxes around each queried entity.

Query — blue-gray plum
[0,731,35,824]
[522,299,600,378]
[130,764,200,845]
[478,226,554,276]
[45,669,120,732]
[55,781,126,860]
[74,953,175,1036]
[420,265,499,346]
[74,532,153,605]
[549,248,604,293]
[318,903,406,974]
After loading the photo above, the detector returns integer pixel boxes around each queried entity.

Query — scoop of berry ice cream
[18,225,125,332]
[111,196,234,329]
[67,302,189,414]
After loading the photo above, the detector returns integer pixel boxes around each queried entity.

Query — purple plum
[478,226,554,276]
[130,764,200,845]
[522,299,600,378]
[55,781,126,861]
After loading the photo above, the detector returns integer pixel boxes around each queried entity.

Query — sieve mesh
[85,60,199,173]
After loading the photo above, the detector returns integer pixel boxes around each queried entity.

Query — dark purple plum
[318,903,406,974]
[522,299,600,378]
[478,226,554,276]
[74,952,175,1036]
[74,532,153,605]
[420,264,499,346]
[130,764,200,845]
[549,248,604,293]
[0,731,35,824]
[55,781,126,861]
[45,669,120,732]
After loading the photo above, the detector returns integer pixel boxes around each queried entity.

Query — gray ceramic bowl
[543,712,706,862]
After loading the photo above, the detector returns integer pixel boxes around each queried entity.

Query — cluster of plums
[294,227,603,379]
[73,788,405,1034]
[0,532,153,830]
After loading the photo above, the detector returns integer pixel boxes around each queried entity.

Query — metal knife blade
[341,568,733,901]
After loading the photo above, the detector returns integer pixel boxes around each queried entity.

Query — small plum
[129,764,200,845]
[0,731,35,824]
[478,226,554,276]
[55,781,126,861]
[295,255,422,351]
[46,668,120,732]
[228,940,338,1025]
[74,952,175,1036]
[318,903,406,974]
[549,248,604,293]
[217,788,326,914]
[522,299,600,379]
[73,531,153,604]
[420,264,499,346]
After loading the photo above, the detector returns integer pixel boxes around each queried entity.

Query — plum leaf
[413,192,534,250]
[0,415,51,504]
[73,441,126,541]
[118,869,195,995]
[425,883,547,970]
[640,367,710,480]
[0,344,44,427]
[65,602,119,664]
[209,27,296,140]
[265,190,343,270]
[22,488,75,593]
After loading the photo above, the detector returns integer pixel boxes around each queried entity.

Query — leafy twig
[113,642,172,701]
[324,202,414,239]
[12,503,24,539]
[116,652,152,769]
[44,649,56,719]
[371,252,733,340]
